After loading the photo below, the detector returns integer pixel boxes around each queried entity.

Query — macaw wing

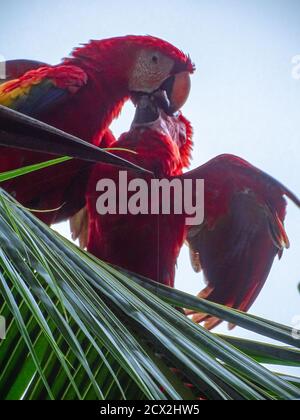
[184,155,300,329]
[187,191,285,330]
[0,63,87,116]
[0,62,90,224]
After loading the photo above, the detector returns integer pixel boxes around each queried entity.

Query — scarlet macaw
[82,94,299,328]
[0,36,193,224]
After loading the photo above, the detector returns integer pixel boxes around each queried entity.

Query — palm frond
[0,189,300,400]
[0,104,150,175]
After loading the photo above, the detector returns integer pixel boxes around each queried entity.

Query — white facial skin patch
[129,49,174,93]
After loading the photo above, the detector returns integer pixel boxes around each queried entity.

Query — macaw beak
[161,71,191,114]
[131,71,191,116]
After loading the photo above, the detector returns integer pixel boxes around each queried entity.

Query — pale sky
[1,0,300,374]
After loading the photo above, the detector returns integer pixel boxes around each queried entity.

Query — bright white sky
[1,0,300,374]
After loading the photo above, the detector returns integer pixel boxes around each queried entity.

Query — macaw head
[120,91,194,173]
[71,35,195,115]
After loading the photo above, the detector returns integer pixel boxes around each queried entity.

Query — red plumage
[87,114,193,287]
[85,109,299,327]
[0,36,193,224]
[184,154,298,328]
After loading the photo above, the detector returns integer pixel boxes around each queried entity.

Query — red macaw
[82,95,299,328]
[86,101,193,286]
[0,36,193,224]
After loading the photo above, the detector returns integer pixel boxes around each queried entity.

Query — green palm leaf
[0,189,300,400]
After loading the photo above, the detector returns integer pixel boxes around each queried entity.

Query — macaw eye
[152,55,159,64]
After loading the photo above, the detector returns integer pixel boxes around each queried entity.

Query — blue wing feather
[11,80,68,116]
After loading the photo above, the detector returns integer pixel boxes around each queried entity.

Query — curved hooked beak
[131,71,191,116]
[160,71,191,114]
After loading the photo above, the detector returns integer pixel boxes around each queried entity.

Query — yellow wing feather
[0,77,42,108]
